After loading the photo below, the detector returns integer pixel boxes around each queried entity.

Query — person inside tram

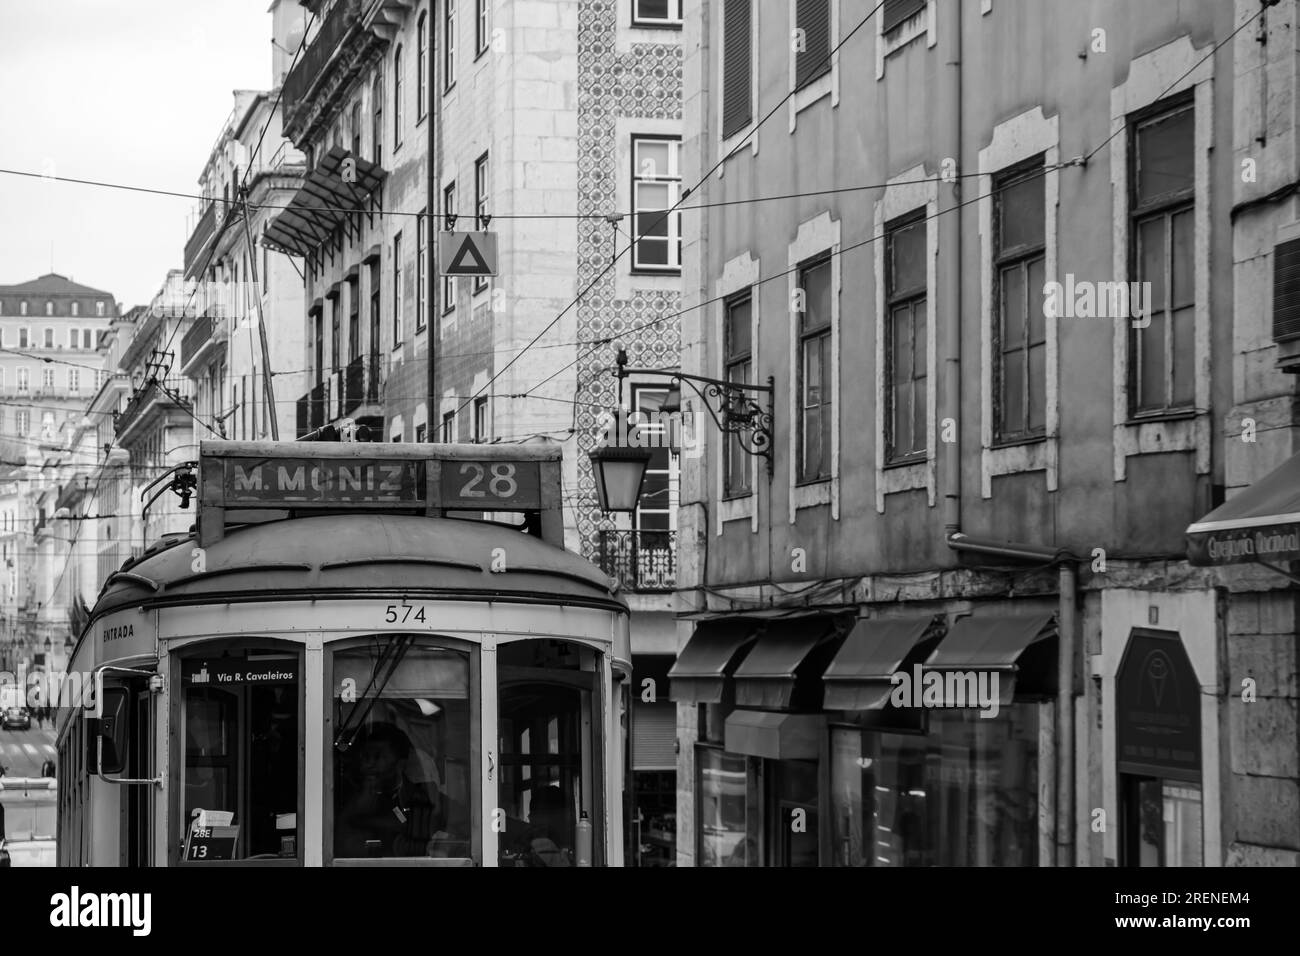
[336,721,445,857]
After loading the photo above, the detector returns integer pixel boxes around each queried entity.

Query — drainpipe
[942,0,962,541]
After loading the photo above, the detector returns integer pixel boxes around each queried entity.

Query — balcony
[114,378,194,441]
[296,380,330,436]
[184,200,218,279]
[341,354,382,418]
[180,313,228,375]
[283,0,363,121]
[596,530,677,593]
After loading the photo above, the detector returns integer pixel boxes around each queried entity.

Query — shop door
[768,758,819,867]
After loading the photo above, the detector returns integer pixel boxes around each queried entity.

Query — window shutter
[632,699,677,771]
[796,0,831,89]
[1274,239,1300,342]
[883,0,926,34]
[722,0,752,139]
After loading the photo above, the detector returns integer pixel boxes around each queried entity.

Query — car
[2,707,30,731]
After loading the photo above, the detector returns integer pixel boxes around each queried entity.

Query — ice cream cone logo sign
[1144,652,1170,709]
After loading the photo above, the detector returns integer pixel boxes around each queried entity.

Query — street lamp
[590,348,775,516]
[589,446,653,513]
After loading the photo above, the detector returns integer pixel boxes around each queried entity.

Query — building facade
[671,0,1297,867]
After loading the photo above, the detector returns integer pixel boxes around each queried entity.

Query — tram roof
[90,513,627,621]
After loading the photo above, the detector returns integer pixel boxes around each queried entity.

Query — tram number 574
[385,604,428,624]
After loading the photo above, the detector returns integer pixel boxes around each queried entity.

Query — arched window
[417,12,428,119]
[45,301,53,315]
[71,301,79,316]
[96,301,105,316]
[372,72,383,162]
[393,46,403,147]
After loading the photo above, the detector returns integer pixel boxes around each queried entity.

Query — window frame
[720,0,754,142]
[417,12,428,121]
[884,209,928,466]
[723,291,754,499]
[442,182,457,314]
[1126,94,1196,420]
[633,0,683,29]
[476,0,491,57]
[795,254,834,485]
[630,136,683,275]
[473,153,489,293]
[473,396,488,442]
[444,0,457,92]
[168,637,306,867]
[372,72,384,163]
[416,211,427,333]
[793,0,832,91]
[393,232,404,348]
[393,45,404,150]
[990,156,1047,447]
[442,410,456,442]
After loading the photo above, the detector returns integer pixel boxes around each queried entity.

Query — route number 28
[457,462,517,499]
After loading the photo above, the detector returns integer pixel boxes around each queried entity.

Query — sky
[0,1,278,307]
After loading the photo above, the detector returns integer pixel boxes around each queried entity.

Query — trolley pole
[240,186,280,440]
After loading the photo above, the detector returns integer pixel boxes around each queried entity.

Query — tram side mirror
[98,687,129,775]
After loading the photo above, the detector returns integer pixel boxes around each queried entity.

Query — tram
[55,440,631,867]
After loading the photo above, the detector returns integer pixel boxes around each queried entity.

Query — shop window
[696,746,758,866]
[830,706,1040,866]
[177,643,302,863]
[329,637,473,861]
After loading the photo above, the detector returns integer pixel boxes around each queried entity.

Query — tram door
[496,641,603,867]
[125,682,153,866]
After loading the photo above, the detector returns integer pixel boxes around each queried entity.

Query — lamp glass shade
[589,446,653,513]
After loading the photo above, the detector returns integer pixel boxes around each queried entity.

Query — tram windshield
[330,639,473,861]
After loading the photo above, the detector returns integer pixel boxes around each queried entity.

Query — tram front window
[331,638,472,861]
[179,647,301,862]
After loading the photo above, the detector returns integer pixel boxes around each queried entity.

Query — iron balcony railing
[184,200,218,278]
[296,379,330,436]
[596,529,677,593]
[283,0,363,118]
[113,378,194,439]
[180,313,215,369]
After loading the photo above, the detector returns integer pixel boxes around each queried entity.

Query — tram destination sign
[222,456,425,505]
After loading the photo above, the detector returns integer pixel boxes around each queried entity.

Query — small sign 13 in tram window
[438,460,541,510]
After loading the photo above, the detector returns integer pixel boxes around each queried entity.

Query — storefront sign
[182,657,297,687]
[1116,629,1200,781]
[1186,520,1300,565]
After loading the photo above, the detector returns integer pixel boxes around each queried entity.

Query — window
[83,328,94,349]
[348,276,361,362]
[885,212,927,464]
[177,643,302,863]
[632,385,677,535]
[42,367,55,390]
[476,0,490,55]
[473,396,488,442]
[68,328,78,349]
[417,13,428,119]
[724,293,753,497]
[721,0,753,139]
[417,211,427,332]
[372,72,384,163]
[68,369,80,394]
[794,0,831,89]
[330,295,340,372]
[631,137,682,273]
[697,748,753,866]
[43,328,54,348]
[70,301,78,317]
[45,301,53,316]
[634,0,682,27]
[444,0,456,89]
[393,46,403,148]
[369,261,382,370]
[796,256,833,483]
[18,327,28,347]
[443,183,457,312]
[1129,98,1195,416]
[96,301,105,316]
[473,154,489,291]
[415,423,427,443]
[883,0,926,33]
[351,102,362,158]
[313,308,324,385]
[17,366,29,393]
[442,411,455,442]
[992,159,1046,444]
[16,409,29,434]
[393,233,404,345]
[20,301,28,316]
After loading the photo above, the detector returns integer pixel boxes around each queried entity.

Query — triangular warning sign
[446,235,491,276]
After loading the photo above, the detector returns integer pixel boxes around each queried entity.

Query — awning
[1186,451,1300,566]
[667,621,757,705]
[261,146,388,259]
[724,710,825,761]
[922,613,1056,705]
[823,617,939,710]
[731,617,841,709]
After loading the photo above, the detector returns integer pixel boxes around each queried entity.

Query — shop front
[670,607,1059,867]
